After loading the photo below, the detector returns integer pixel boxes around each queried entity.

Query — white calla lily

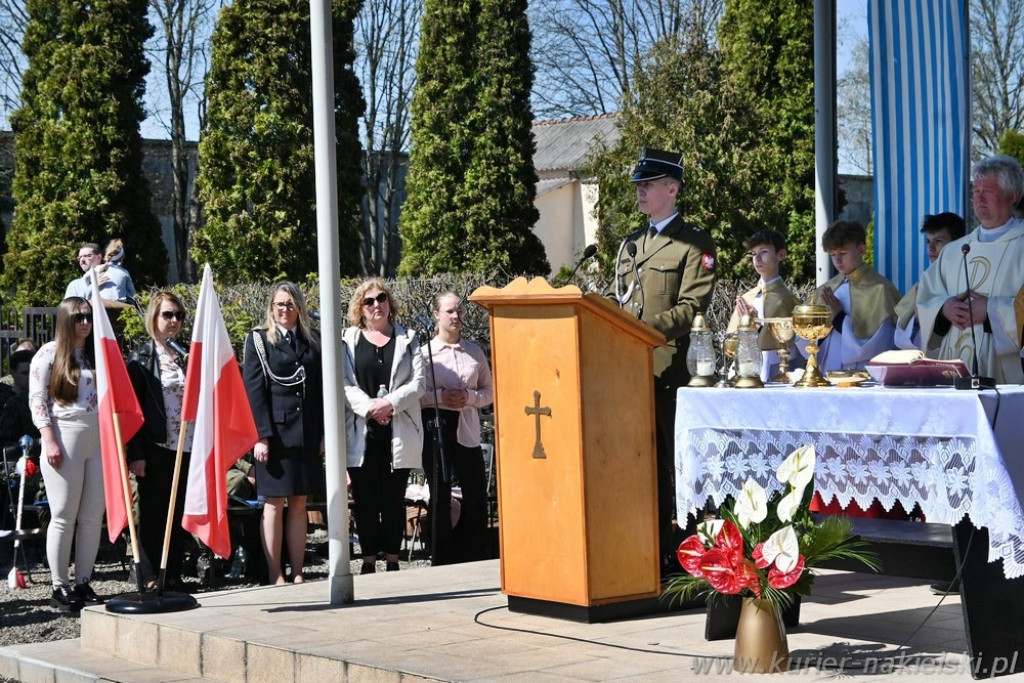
[777,444,816,488]
[761,525,800,573]
[734,479,768,529]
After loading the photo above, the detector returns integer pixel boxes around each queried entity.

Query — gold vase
[733,598,789,674]
[792,303,832,388]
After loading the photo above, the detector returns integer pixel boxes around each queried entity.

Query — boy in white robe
[797,220,901,372]
[894,213,966,350]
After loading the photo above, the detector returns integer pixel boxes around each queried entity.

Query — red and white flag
[91,279,144,543]
[181,264,258,558]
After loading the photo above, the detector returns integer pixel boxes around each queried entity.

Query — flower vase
[733,597,789,674]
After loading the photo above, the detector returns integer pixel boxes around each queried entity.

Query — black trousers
[348,439,409,557]
[136,446,192,583]
[422,408,489,564]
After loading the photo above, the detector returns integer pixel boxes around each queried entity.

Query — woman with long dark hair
[29,297,103,611]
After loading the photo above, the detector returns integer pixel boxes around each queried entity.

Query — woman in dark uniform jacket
[242,281,324,584]
[126,292,192,591]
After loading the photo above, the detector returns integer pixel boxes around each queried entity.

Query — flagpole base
[105,591,200,614]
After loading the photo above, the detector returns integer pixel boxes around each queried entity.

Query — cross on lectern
[524,390,551,459]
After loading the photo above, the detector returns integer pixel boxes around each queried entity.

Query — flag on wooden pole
[91,284,144,543]
[181,264,259,558]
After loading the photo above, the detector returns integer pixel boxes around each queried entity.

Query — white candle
[696,360,715,376]
[738,361,757,377]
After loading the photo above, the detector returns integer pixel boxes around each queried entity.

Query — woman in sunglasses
[28,297,103,612]
[242,281,324,584]
[343,278,424,574]
[125,292,192,592]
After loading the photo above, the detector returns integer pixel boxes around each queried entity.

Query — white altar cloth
[675,385,1024,579]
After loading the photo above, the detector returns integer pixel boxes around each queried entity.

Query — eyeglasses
[273,302,296,311]
[362,292,389,307]
[72,313,92,325]
[160,310,186,321]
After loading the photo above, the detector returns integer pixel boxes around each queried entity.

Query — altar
[674,385,1024,678]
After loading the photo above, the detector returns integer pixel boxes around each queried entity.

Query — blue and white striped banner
[869,0,969,293]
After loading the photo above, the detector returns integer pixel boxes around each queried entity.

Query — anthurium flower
[759,525,801,573]
[776,487,804,523]
[777,444,816,489]
[701,548,761,596]
[696,518,725,544]
[715,520,746,563]
[768,554,805,589]
[677,535,708,577]
[734,478,768,528]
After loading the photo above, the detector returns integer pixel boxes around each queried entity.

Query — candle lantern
[686,313,717,387]
[733,314,764,388]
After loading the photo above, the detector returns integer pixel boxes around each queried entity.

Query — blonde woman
[343,278,424,574]
[242,282,324,584]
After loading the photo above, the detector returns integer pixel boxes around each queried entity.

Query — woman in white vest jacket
[342,278,424,574]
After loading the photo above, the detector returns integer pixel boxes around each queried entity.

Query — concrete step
[0,638,216,683]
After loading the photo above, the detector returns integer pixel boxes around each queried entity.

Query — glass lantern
[686,313,717,387]
[733,314,764,388]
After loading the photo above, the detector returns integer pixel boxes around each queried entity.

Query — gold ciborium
[715,333,739,387]
[764,317,795,384]
[792,304,832,388]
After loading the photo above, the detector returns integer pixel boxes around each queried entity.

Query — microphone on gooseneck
[165,338,189,358]
[568,244,598,281]
[955,243,995,390]
[626,241,645,320]
[415,313,435,333]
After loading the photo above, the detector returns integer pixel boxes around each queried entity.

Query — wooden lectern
[470,277,666,621]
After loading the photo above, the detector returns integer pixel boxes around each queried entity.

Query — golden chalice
[715,333,739,387]
[791,304,832,388]
[764,317,795,384]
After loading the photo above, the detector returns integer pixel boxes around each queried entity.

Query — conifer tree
[194,0,364,282]
[399,0,548,276]
[718,0,815,281]
[1,0,167,306]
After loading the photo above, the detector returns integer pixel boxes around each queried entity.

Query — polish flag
[181,264,258,558]
[91,280,144,543]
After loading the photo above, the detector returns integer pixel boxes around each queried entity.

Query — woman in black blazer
[127,291,191,591]
[242,281,324,584]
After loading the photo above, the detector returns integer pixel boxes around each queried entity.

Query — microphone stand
[955,243,996,390]
[416,315,452,565]
[626,241,645,319]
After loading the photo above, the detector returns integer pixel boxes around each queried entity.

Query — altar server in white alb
[917,155,1024,383]
[893,212,966,350]
[798,220,901,372]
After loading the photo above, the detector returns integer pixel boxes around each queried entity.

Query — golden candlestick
[792,304,832,388]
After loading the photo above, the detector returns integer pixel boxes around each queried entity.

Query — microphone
[626,241,645,319]
[567,244,598,280]
[415,313,435,333]
[165,338,189,358]
[955,243,995,390]
[18,435,33,457]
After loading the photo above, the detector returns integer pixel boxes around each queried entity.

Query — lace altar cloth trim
[674,389,1024,579]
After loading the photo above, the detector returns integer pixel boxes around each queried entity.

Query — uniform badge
[702,253,716,271]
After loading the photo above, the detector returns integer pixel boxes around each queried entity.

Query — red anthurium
[701,548,743,594]
[716,520,745,563]
[752,542,770,569]
[677,535,708,577]
[768,554,806,589]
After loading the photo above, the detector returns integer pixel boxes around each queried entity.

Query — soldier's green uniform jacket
[612,214,717,389]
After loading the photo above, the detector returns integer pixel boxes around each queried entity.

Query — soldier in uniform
[612,147,716,575]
